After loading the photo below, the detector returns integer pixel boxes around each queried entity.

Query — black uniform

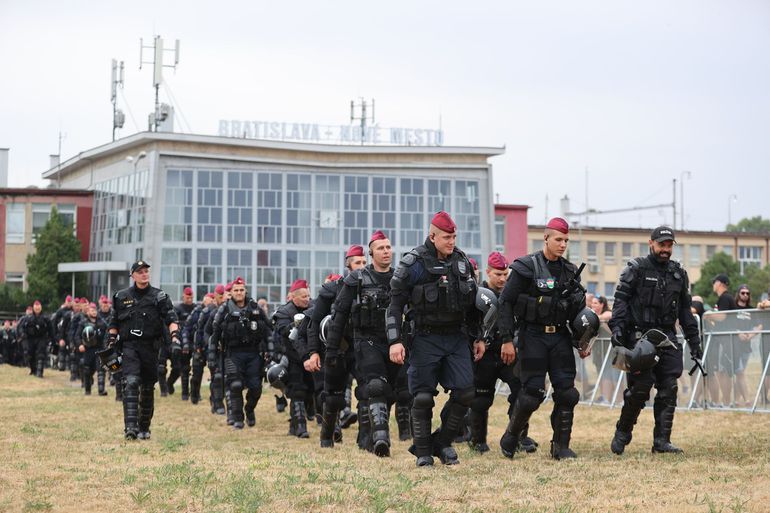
[468,281,529,453]
[497,250,586,459]
[202,303,227,415]
[21,312,55,377]
[51,305,72,371]
[75,315,108,395]
[110,284,178,439]
[1,325,16,365]
[272,300,313,438]
[330,264,407,455]
[608,253,700,454]
[97,307,115,397]
[184,303,206,404]
[386,238,479,466]
[168,301,196,400]
[67,312,86,382]
[210,297,271,428]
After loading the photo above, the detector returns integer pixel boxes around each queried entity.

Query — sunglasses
[739,291,750,295]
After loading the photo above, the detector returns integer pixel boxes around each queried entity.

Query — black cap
[130,260,151,275]
[712,273,729,286]
[650,226,676,242]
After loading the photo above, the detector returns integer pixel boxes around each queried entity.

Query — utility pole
[111,59,125,141]
[140,36,180,132]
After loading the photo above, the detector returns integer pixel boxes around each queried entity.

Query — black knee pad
[628,382,653,403]
[367,378,391,400]
[247,387,262,403]
[450,387,475,407]
[656,381,678,402]
[519,387,545,413]
[229,380,243,394]
[471,392,494,412]
[413,392,435,410]
[552,387,580,408]
[354,383,368,401]
[326,392,346,412]
[124,375,141,392]
[396,388,412,406]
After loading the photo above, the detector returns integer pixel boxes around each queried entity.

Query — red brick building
[494,203,529,261]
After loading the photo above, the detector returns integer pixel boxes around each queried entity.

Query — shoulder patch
[400,252,417,266]
[343,271,360,287]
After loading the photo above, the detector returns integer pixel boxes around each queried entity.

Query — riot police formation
[169,287,198,401]
[272,279,313,438]
[497,217,587,460]
[468,252,538,454]
[304,245,366,449]
[51,295,74,372]
[97,296,116,398]
[200,285,228,414]
[387,211,486,466]
[608,226,701,455]
[1,320,19,366]
[210,277,271,429]
[329,230,411,456]
[108,260,179,440]
[21,300,55,377]
[75,302,109,395]
[184,293,214,405]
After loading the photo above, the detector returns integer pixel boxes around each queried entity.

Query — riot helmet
[318,314,332,345]
[571,307,599,352]
[81,325,97,346]
[475,287,499,338]
[266,355,289,390]
[96,345,122,372]
[611,331,662,373]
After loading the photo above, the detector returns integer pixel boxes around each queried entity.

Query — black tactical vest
[221,299,262,350]
[409,245,476,326]
[628,257,685,330]
[351,266,392,336]
[513,252,579,326]
[25,315,48,339]
[114,287,165,341]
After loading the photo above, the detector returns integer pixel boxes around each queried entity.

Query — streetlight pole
[680,170,691,230]
[728,194,738,226]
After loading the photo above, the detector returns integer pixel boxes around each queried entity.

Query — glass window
[257,172,283,244]
[314,175,340,245]
[5,203,25,243]
[227,249,252,287]
[287,174,312,244]
[604,282,615,298]
[587,281,599,294]
[31,203,52,240]
[160,248,192,300]
[372,177,396,242]
[196,248,222,298]
[344,175,368,244]
[672,244,683,263]
[197,171,223,243]
[256,249,283,304]
[427,179,450,213]
[227,172,253,243]
[722,245,733,257]
[587,241,598,261]
[5,272,24,289]
[622,242,633,259]
[286,250,311,289]
[738,246,763,273]
[494,216,506,252]
[604,242,615,264]
[163,170,193,242]
[454,180,481,250]
[688,244,701,265]
[400,178,424,248]
[314,251,341,290]
[706,245,717,259]
[639,243,648,256]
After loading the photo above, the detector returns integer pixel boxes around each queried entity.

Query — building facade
[493,203,529,260]
[44,132,502,305]
[0,188,93,290]
[527,225,770,297]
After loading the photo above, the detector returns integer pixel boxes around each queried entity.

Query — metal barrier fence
[496,309,770,414]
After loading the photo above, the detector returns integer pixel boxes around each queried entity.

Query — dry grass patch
[1,364,769,512]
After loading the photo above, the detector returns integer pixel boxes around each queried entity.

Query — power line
[162,79,192,133]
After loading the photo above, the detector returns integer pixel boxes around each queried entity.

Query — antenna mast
[140,36,180,132]
[350,98,375,145]
[111,59,125,141]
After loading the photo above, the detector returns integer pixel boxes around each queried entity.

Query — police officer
[329,230,401,456]
[468,252,538,454]
[0,320,14,365]
[22,300,55,377]
[305,246,366,449]
[169,287,197,400]
[210,277,271,429]
[498,217,586,460]
[52,295,74,372]
[186,293,214,405]
[108,260,179,440]
[97,296,114,397]
[272,279,313,438]
[609,226,701,455]
[388,211,485,466]
[76,302,108,395]
[201,285,227,414]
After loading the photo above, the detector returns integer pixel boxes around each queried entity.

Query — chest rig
[513,252,577,327]
[351,267,392,336]
[629,257,684,330]
[409,246,475,326]
[114,287,164,341]
[222,299,262,349]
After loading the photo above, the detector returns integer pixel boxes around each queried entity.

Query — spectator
[734,285,763,407]
[707,274,738,407]
[590,295,616,404]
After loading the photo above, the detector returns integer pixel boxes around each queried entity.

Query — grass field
[1,364,769,513]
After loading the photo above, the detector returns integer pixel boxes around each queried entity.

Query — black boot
[84,373,93,395]
[123,377,140,440]
[115,372,124,402]
[320,405,338,448]
[231,387,244,430]
[190,370,201,404]
[652,396,683,454]
[435,398,467,465]
[225,390,234,426]
[211,371,225,414]
[411,406,434,466]
[138,384,154,439]
[468,409,489,453]
[157,366,168,397]
[519,423,539,453]
[500,395,536,459]
[292,400,309,438]
[97,370,108,396]
[611,388,645,455]
[369,401,391,457]
[339,385,357,429]
[275,394,287,413]
[396,403,412,441]
[166,375,176,395]
[181,373,190,401]
[549,405,577,460]
[356,402,372,451]
[245,389,258,427]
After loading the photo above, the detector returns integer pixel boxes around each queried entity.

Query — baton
[688,358,707,377]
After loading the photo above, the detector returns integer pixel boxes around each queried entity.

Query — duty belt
[415,324,462,335]
[525,324,565,334]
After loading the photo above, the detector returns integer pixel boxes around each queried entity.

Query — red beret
[369,230,388,246]
[224,282,233,292]
[88,302,97,310]
[345,245,365,258]
[325,273,343,282]
[546,217,569,234]
[183,287,194,296]
[214,284,225,295]
[231,277,245,286]
[65,295,72,302]
[99,295,109,303]
[290,279,309,292]
[33,300,41,306]
[431,211,456,234]
[487,251,509,270]
[204,292,216,299]
[79,298,88,304]
[469,258,478,271]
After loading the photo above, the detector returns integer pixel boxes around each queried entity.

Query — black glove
[107,333,118,348]
[689,340,703,361]
[610,330,625,348]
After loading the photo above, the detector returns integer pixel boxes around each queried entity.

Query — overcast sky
[1,0,768,232]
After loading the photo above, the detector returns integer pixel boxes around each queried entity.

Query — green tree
[26,207,86,310]
[725,216,770,234]
[692,252,740,305]
[0,283,31,313]
[741,264,770,304]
